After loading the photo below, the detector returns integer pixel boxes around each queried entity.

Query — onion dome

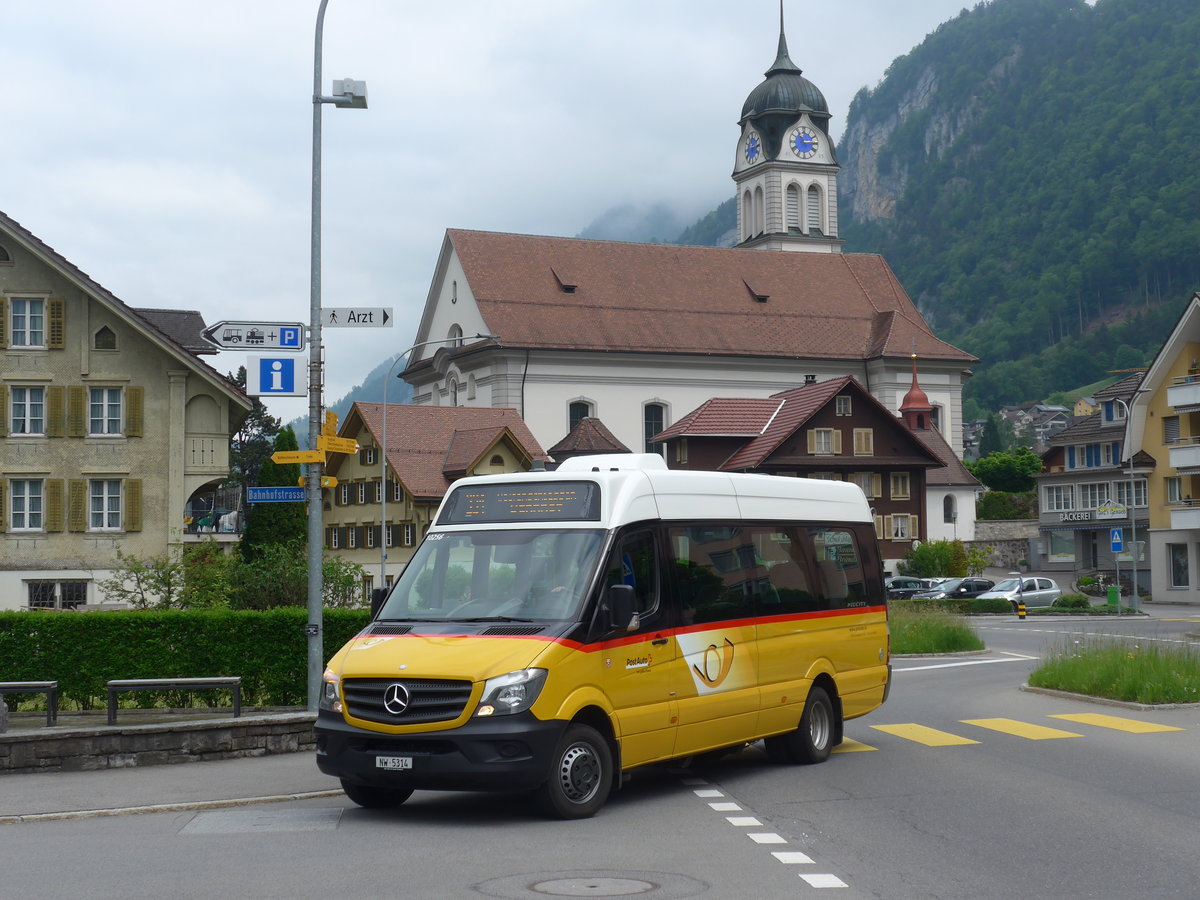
[740,27,828,122]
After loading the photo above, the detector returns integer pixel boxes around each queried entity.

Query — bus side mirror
[606,584,639,632]
[370,587,389,619]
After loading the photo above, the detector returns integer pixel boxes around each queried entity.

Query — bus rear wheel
[765,685,835,765]
[537,723,613,819]
[340,779,413,809]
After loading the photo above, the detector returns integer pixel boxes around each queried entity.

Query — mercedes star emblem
[383,682,410,716]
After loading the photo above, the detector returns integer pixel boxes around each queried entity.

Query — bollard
[1017,601,1026,620]
[0,695,8,734]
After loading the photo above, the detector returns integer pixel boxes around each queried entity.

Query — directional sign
[272,449,326,465]
[321,307,392,328]
[247,486,306,503]
[201,321,306,350]
[317,434,359,454]
[298,475,338,488]
[247,356,306,397]
[1110,528,1123,553]
[323,410,338,436]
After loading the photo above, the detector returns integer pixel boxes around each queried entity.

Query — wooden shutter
[47,385,66,437]
[832,430,843,454]
[124,479,142,532]
[45,480,65,532]
[0,297,7,348]
[873,515,883,540]
[0,388,6,438]
[910,515,920,540]
[854,428,874,456]
[68,386,87,437]
[125,386,144,437]
[884,515,894,539]
[872,474,883,499]
[47,298,65,349]
[68,479,87,532]
[806,430,816,454]
[0,482,5,531]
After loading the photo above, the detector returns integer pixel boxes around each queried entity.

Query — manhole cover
[532,877,655,896]
[476,870,706,899]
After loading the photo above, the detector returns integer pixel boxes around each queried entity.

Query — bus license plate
[375,756,412,770]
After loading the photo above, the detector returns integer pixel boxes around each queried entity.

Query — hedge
[890,597,1014,616]
[0,608,370,710]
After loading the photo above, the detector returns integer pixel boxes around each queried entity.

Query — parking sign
[246,356,306,396]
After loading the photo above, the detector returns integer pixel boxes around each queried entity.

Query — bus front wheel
[537,723,613,819]
[765,685,835,765]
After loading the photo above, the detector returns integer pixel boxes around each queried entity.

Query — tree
[978,414,1005,457]
[897,540,969,578]
[966,446,1043,492]
[240,425,305,559]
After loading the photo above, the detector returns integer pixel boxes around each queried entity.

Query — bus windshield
[378,529,606,622]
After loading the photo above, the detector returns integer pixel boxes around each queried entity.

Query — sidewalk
[0,749,341,822]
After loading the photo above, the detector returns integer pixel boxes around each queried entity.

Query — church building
[401,12,976,469]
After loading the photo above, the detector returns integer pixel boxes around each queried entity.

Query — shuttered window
[1164,416,1180,445]
[807,185,821,231]
[853,428,874,455]
[786,184,800,229]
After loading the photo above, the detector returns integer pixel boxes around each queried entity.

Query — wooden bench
[0,681,59,728]
[106,677,242,726]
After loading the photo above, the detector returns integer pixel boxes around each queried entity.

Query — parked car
[885,576,932,600]
[910,577,995,600]
[977,576,1062,610]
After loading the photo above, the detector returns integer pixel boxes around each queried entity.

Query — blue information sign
[247,486,306,503]
[1110,527,1123,553]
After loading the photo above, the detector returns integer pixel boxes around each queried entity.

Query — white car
[977,577,1062,610]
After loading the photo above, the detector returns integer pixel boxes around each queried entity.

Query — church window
[569,400,593,433]
[786,184,800,230]
[754,186,765,235]
[944,495,957,524]
[644,402,666,454]
[448,324,463,347]
[742,191,753,241]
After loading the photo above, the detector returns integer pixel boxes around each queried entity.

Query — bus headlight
[319,667,342,713]
[476,668,548,717]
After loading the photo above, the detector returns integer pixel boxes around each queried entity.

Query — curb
[0,789,344,825]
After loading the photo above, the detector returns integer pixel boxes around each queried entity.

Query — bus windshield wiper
[459,616,536,623]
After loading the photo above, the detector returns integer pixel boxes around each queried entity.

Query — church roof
[422,229,976,367]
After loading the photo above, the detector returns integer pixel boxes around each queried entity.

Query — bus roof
[434,454,873,529]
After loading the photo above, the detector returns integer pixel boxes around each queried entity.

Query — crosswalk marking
[832,738,877,753]
[960,718,1082,740]
[1048,713,1185,734]
[869,723,980,746]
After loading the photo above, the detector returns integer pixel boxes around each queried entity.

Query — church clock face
[790,127,818,159]
[744,131,762,165]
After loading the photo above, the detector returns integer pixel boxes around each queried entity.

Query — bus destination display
[440,481,601,524]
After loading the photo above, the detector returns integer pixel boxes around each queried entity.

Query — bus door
[668,525,762,757]
[595,528,678,768]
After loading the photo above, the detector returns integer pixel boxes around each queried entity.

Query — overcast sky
[2,0,974,422]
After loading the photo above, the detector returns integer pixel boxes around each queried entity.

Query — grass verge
[889,603,984,654]
[1029,636,1200,705]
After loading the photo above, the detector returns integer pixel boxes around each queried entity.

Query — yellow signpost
[298,475,338,488]
[323,410,338,436]
[271,449,326,465]
[317,434,358,454]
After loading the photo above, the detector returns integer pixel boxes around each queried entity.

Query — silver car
[977,576,1062,610]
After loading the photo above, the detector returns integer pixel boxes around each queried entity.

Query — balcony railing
[186,435,230,474]
[1167,375,1200,410]
[1167,436,1200,472]
[1170,502,1200,530]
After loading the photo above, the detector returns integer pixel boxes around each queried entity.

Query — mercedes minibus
[316,454,890,818]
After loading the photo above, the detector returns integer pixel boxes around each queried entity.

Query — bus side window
[670,526,756,624]
[604,530,659,616]
[809,527,868,609]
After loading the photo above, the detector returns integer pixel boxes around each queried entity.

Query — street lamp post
[379,334,499,589]
[1114,397,1138,611]
[307,0,367,712]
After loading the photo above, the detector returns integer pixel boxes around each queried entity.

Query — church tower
[734,5,842,252]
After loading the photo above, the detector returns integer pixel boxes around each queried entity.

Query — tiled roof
[344,403,549,499]
[1093,371,1144,401]
[547,417,631,455]
[909,426,980,487]
[436,229,977,364]
[133,308,215,355]
[652,398,785,441]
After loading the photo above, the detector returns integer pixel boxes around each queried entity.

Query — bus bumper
[315,709,565,792]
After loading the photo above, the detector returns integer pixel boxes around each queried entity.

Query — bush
[0,608,371,710]
[976,491,1036,520]
[889,603,984,654]
[897,539,968,578]
[1053,593,1091,609]
[892,597,1012,616]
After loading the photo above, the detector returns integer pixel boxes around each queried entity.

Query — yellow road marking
[961,718,1082,740]
[870,723,979,746]
[1048,713,1184,734]
[832,738,876,753]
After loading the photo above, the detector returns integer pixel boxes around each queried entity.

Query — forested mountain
[676,0,1200,416]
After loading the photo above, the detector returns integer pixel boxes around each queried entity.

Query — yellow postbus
[316,454,890,818]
